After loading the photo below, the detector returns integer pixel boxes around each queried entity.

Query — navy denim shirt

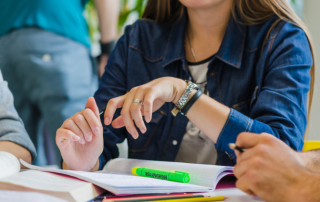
[95,15,312,169]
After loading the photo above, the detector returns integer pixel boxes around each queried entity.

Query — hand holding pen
[56,97,104,171]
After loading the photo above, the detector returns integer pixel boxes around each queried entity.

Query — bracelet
[100,40,116,55]
[171,81,198,116]
[180,89,203,116]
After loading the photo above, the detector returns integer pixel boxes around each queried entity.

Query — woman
[56,0,314,171]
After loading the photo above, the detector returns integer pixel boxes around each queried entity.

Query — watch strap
[171,81,198,116]
[180,89,203,116]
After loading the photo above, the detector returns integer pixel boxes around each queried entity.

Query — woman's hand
[56,97,103,171]
[103,77,187,139]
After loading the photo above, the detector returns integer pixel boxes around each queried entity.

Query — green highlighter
[132,167,190,183]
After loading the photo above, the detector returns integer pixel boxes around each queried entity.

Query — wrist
[296,170,320,202]
[172,79,188,104]
[62,159,100,172]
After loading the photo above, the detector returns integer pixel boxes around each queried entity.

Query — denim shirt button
[210,72,215,77]
[172,140,178,145]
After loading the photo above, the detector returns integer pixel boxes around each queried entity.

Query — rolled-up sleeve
[216,22,312,164]
[0,72,37,160]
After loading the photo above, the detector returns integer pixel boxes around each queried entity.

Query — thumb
[86,97,100,118]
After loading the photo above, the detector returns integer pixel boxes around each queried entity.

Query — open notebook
[0,151,104,202]
[21,158,235,195]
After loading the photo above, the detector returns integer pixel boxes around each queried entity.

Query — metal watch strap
[171,81,198,116]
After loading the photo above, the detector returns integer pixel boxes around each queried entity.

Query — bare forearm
[0,141,32,169]
[299,150,320,173]
[173,80,230,143]
[185,94,230,143]
[94,0,119,43]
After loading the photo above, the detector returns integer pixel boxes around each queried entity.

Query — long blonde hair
[143,0,315,138]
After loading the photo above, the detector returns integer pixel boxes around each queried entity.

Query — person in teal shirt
[0,0,119,166]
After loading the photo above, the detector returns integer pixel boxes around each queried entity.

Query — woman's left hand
[103,77,187,139]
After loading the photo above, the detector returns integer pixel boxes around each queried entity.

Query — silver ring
[132,99,143,105]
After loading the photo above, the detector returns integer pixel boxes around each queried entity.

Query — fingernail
[73,135,80,141]
[145,116,150,123]
[80,139,86,144]
[104,117,109,125]
[140,128,146,134]
[86,135,92,142]
[131,132,139,139]
[93,127,100,135]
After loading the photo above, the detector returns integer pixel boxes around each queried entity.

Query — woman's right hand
[56,97,103,171]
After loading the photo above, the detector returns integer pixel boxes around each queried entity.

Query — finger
[86,97,100,118]
[81,108,101,137]
[56,128,80,149]
[235,173,256,196]
[130,87,147,133]
[104,95,126,125]
[112,116,125,128]
[236,144,268,164]
[143,88,156,123]
[62,119,85,144]
[236,132,261,149]
[121,88,139,139]
[73,113,93,143]
[233,158,251,179]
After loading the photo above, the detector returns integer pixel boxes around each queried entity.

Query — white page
[0,190,67,202]
[0,151,20,178]
[105,158,234,188]
[20,159,212,195]
[0,170,91,192]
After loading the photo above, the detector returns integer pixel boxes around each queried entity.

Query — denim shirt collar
[162,13,247,69]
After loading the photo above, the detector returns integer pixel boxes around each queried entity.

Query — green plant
[118,0,146,30]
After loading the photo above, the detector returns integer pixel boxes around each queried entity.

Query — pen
[101,195,199,202]
[61,107,106,143]
[143,196,228,202]
[132,167,190,183]
[229,143,246,153]
[99,107,106,116]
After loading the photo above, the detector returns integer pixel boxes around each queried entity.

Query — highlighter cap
[132,167,139,176]
[169,171,190,183]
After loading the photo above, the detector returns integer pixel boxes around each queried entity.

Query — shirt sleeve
[0,72,37,160]
[94,25,132,170]
[216,22,312,163]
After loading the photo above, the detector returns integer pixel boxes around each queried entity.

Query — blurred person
[0,0,119,166]
[56,0,314,172]
[234,132,320,202]
[0,70,36,166]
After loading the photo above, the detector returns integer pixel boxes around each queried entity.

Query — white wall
[303,0,320,140]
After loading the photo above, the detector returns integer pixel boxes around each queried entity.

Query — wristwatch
[171,81,198,116]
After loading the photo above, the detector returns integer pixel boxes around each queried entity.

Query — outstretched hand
[103,77,186,139]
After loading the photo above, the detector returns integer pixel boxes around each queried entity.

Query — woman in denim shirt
[57,0,314,171]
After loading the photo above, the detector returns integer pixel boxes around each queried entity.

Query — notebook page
[105,158,233,188]
[0,170,91,192]
[20,159,212,195]
[0,190,67,202]
[0,151,20,178]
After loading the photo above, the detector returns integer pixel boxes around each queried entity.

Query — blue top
[95,14,312,169]
[0,0,91,48]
